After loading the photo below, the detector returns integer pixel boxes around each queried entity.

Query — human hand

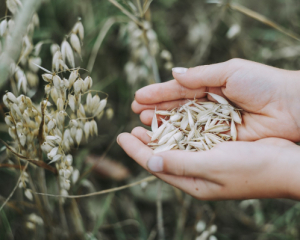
[132,59,300,141]
[118,127,300,200]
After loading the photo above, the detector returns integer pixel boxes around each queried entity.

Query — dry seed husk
[148,93,242,153]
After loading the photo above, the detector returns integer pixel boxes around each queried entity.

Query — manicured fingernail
[147,156,163,172]
[172,67,188,74]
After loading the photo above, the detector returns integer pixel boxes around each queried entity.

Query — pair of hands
[118,58,300,200]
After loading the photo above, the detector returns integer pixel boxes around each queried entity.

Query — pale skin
[117,58,300,200]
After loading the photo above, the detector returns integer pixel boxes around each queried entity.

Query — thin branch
[229,3,300,41]
[0,0,42,90]
[34,175,157,198]
[108,0,143,27]
[0,162,29,211]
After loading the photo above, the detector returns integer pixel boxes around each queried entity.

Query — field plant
[1,0,300,240]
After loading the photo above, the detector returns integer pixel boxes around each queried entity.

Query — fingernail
[172,67,188,74]
[117,134,121,145]
[147,156,163,172]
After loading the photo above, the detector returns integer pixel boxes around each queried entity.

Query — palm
[133,59,300,141]
[118,127,299,200]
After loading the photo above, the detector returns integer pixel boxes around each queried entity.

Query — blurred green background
[1,0,300,239]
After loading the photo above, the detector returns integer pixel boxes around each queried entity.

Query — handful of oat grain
[147,93,242,153]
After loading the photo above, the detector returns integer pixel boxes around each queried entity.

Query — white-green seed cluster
[148,93,242,153]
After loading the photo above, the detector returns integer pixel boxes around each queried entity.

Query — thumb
[146,150,218,180]
[172,59,240,89]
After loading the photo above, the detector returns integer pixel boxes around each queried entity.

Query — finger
[132,98,207,114]
[135,80,206,104]
[131,127,151,144]
[172,59,242,88]
[117,133,222,198]
[147,150,221,182]
[140,110,155,126]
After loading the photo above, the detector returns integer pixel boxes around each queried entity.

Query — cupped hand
[118,127,300,200]
[132,59,300,141]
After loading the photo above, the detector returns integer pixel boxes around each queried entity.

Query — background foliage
[1,0,300,239]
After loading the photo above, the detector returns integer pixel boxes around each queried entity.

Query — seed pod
[32,13,39,27]
[12,104,23,119]
[57,111,65,124]
[67,94,76,112]
[84,121,90,140]
[73,79,83,95]
[53,75,62,89]
[24,189,33,201]
[49,154,62,164]
[72,21,84,42]
[6,92,18,104]
[42,73,53,82]
[27,133,34,143]
[26,72,39,88]
[88,120,96,136]
[72,169,80,183]
[68,70,78,87]
[0,19,7,37]
[65,154,73,166]
[70,119,78,127]
[153,143,177,154]
[106,108,114,120]
[95,99,107,116]
[83,76,92,92]
[5,115,14,127]
[46,135,62,145]
[61,40,75,68]
[75,128,83,145]
[91,95,100,111]
[79,104,85,116]
[55,98,63,111]
[70,33,81,55]
[63,129,71,141]
[51,88,59,104]
[86,93,92,111]
[158,129,177,145]
[231,119,237,141]
[45,84,51,94]
[22,112,30,123]
[47,147,59,159]
[8,127,17,139]
[52,51,62,72]
[18,76,27,93]
[50,43,60,55]
[18,133,26,147]
[63,179,71,190]
[2,95,10,108]
[28,57,42,73]
[8,19,14,33]
[207,92,229,104]
[167,132,184,145]
[41,142,53,153]
[70,126,77,140]
[63,78,69,88]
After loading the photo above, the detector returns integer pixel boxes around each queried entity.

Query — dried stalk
[0,162,29,211]
[0,0,42,90]
[108,0,143,27]
[229,3,300,41]
[34,175,157,198]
